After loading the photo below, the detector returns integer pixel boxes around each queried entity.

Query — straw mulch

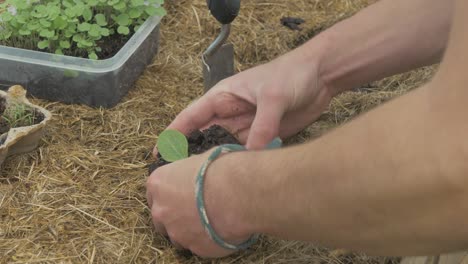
[0,0,437,263]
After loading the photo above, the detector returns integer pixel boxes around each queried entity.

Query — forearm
[295,0,453,94]
[211,47,468,256]
[218,79,467,256]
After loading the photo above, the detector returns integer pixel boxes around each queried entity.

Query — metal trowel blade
[203,43,235,92]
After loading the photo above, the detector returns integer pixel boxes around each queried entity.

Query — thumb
[246,100,284,150]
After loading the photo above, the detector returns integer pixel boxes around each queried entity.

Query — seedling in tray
[0,97,43,135]
[0,0,166,60]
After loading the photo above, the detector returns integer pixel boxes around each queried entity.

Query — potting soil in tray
[148,125,240,174]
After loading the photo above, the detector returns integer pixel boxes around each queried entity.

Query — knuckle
[146,171,162,188]
[150,207,164,222]
[167,229,182,245]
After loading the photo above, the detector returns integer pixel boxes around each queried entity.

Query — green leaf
[0,30,12,40]
[40,19,52,27]
[55,49,63,55]
[89,24,101,37]
[87,0,98,6]
[39,29,54,38]
[53,16,67,29]
[82,7,93,21]
[1,12,14,22]
[157,130,189,162]
[128,8,142,18]
[32,5,48,18]
[154,7,167,17]
[60,40,71,49]
[18,29,31,36]
[78,22,91,32]
[131,0,145,6]
[117,25,129,35]
[115,13,130,26]
[27,23,40,31]
[95,13,107,26]
[73,34,83,42]
[145,6,158,16]
[114,1,126,10]
[47,6,61,20]
[100,28,110,36]
[88,52,98,60]
[79,39,93,47]
[16,14,28,24]
[65,8,76,18]
[37,40,49,49]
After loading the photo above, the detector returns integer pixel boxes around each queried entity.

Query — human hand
[158,48,333,154]
[146,150,252,258]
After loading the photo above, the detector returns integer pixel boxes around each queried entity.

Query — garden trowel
[202,0,240,92]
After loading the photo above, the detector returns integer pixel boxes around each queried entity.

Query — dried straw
[0,0,436,263]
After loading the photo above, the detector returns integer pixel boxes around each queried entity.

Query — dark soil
[94,33,133,59]
[0,118,9,135]
[148,125,240,174]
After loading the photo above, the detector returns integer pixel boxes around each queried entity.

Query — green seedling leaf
[55,48,63,55]
[117,25,129,35]
[128,8,142,18]
[154,7,167,17]
[100,27,110,36]
[83,7,93,21]
[1,12,14,22]
[39,19,52,27]
[65,8,76,18]
[95,13,107,26]
[89,24,102,37]
[16,14,28,24]
[115,14,130,26]
[114,1,126,10]
[39,29,54,38]
[18,29,31,36]
[53,16,67,29]
[59,40,71,49]
[157,130,189,162]
[78,22,91,32]
[88,52,98,60]
[145,6,158,16]
[37,40,49,49]
[87,0,98,6]
[131,0,145,6]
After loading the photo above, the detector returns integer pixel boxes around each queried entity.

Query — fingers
[246,99,284,150]
[200,113,255,136]
[166,95,215,136]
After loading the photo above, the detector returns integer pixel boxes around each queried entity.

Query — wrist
[203,150,259,244]
[280,27,345,97]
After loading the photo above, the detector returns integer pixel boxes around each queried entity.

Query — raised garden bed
[0,0,165,108]
[0,85,51,167]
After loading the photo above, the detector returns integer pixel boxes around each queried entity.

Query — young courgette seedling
[157,129,189,162]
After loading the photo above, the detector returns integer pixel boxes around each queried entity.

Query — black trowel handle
[206,0,240,24]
